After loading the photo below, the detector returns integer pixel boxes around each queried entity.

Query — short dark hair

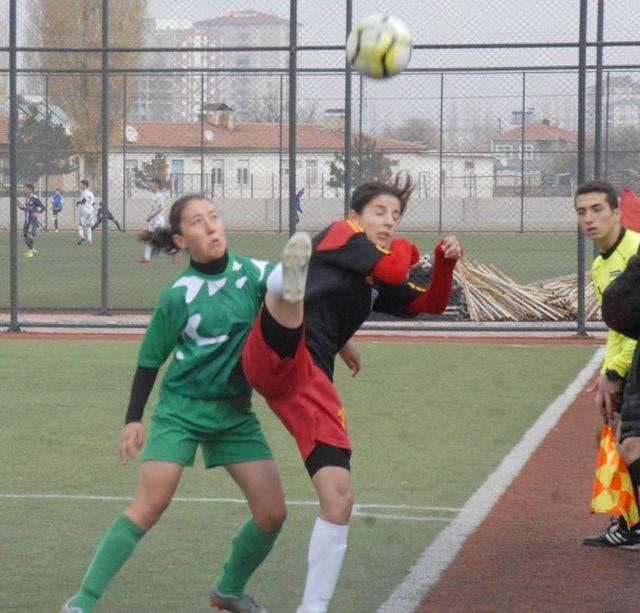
[350,174,413,216]
[24,183,34,191]
[575,180,618,210]
[151,178,162,187]
[80,179,89,188]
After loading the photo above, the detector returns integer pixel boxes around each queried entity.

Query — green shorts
[142,388,273,468]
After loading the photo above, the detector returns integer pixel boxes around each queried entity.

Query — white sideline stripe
[376,346,605,613]
[0,493,460,522]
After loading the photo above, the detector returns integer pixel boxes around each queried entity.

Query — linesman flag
[590,424,640,527]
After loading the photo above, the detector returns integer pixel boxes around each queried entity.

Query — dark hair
[25,183,34,191]
[150,178,162,188]
[575,180,618,210]
[80,179,89,188]
[350,173,413,215]
[56,187,62,192]
[138,193,205,256]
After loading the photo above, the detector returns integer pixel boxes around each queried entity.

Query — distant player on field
[138,178,165,263]
[242,175,463,612]
[76,179,96,246]
[18,183,45,258]
[52,188,63,233]
[92,202,123,232]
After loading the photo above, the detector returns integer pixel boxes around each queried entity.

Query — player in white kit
[76,179,96,246]
[139,179,165,263]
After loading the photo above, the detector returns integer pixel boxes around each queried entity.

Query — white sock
[144,242,152,260]
[77,226,84,238]
[86,227,93,242]
[300,517,349,612]
[266,263,284,297]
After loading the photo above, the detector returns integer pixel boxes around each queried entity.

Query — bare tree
[384,116,438,147]
[29,0,147,187]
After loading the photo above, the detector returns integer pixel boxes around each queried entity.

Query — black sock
[260,306,303,359]
[627,458,640,529]
[26,237,33,249]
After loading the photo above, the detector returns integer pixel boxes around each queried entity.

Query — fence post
[9,0,19,331]
[288,0,298,236]
[343,0,353,220]
[576,0,588,336]
[44,74,49,229]
[604,71,611,180]
[122,73,127,231]
[100,0,110,315]
[438,72,444,233]
[519,71,526,234]
[200,73,205,194]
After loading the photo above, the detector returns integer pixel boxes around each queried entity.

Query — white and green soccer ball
[346,14,413,79]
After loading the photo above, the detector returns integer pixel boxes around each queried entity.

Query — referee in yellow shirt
[576,180,640,549]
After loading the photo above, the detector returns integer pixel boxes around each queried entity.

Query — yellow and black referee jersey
[592,227,640,303]
[592,227,640,377]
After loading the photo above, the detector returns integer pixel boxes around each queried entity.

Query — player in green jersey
[61,194,290,613]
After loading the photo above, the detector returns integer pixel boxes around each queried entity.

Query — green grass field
[0,230,588,310]
[0,338,597,611]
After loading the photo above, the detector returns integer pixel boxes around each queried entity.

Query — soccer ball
[346,14,413,79]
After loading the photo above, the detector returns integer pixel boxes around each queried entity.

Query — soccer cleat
[59,597,83,613]
[281,231,311,303]
[32,249,38,255]
[208,583,267,612]
[77,237,84,245]
[137,258,151,264]
[23,249,34,258]
[54,229,59,233]
[583,517,640,549]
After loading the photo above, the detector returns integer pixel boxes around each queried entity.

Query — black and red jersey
[303,220,457,380]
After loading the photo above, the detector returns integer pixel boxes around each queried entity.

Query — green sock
[217,518,280,597]
[70,513,145,612]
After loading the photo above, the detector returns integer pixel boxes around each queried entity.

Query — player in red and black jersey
[242,176,463,613]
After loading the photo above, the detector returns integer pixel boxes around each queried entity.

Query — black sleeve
[602,254,640,339]
[314,231,384,276]
[125,366,159,424]
[372,282,420,318]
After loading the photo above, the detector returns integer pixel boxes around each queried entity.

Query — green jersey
[138,254,273,400]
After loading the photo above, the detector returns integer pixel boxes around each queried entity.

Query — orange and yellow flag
[590,424,640,527]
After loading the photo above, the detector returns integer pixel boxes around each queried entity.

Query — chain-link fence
[1,0,639,330]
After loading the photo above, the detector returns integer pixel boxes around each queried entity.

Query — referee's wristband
[605,369,623,382]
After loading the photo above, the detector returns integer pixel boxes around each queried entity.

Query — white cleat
[281,231,311,303]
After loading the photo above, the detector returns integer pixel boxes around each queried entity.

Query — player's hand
[588,374,622,421]
[339,341,361,377]
[439,236,463,260]
[119,422,146,465]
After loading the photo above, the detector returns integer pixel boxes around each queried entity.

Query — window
[211,160,224,184]
[237,160,249,185]
[519,144,534,160]
[237,57,250,67]
[495,144,513,160]
[305,159,318,186]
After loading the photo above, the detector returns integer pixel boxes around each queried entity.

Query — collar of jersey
[189,250,229,276]
[600,227,626,260]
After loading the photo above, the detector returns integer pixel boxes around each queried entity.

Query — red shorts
[242,311,351,461]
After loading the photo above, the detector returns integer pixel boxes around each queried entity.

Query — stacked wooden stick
[452,259,600,322]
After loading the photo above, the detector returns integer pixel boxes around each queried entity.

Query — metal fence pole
[344,0,353,219]
[9,0,19,331]
[200,73,205,194]
[519,71,526,233]
[122,74,127,231]
[278,73,283,233]
[44,74,50,229]
[604,71,611,180]
[357,72,363,186]
[100,0,110,314]
[288,0,298,236]
[438,72,444,233]
[576,0,588,336]
[592,0,605,259]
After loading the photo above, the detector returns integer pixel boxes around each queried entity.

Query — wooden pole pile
[453,260,600,322]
